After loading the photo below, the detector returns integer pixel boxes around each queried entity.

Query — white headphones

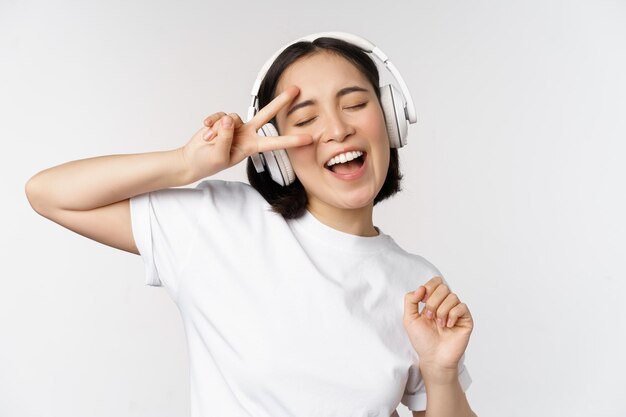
[246,31,417,186]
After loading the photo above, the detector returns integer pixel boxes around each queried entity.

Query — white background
[2,0,625,416]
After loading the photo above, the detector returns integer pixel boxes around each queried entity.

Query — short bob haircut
[246,37,403,219]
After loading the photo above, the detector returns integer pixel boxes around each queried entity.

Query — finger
[203,127,216,141]
[250,85,300,130]
[213,115,235,154]
[404,286,427,321]
[256,133,313,153]
[422,276,444,302]
[435,293,460,328]
[446,303,471,328]
[423,283,450,320]
[204,113,244,142]
[227,112,244,128]
[204,112,227,127]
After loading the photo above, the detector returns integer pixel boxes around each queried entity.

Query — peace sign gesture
[180,86,312,183]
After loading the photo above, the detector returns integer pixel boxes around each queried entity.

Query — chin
[333,191,376,210]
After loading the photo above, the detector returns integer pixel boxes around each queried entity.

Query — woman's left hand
[403,276,474,372]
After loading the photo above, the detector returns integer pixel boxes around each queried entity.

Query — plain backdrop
[2,0,625,416]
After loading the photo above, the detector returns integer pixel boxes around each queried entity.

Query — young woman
[25,33,477,417]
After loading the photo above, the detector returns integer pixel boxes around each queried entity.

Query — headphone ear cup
[379,84,408,148]
[256,123,296,186]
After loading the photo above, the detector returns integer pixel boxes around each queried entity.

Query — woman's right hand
[179,86,312,183]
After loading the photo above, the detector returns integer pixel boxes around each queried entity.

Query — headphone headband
[246,31,417,124]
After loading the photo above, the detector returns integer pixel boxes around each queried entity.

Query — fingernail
[426,310,433,319]
[447,318,454,328]
[203,129,213,140]
[437,318,444,327]
[222,117,232,127]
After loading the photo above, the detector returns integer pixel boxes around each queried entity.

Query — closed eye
[293,102,368,127]
[347,102,368,110]
[294,118,316,128]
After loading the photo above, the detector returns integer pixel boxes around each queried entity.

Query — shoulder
[377,238,446,292]
[383,237,443,278]
[194,179,266,205]
[131,180,269,220]
[141,180,265,207]
[194,179,251,192]
[194,180,279,229]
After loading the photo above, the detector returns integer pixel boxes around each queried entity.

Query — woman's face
[274,51,390,214]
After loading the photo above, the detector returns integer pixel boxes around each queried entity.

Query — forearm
[26,148,191,212]
[421,366,477,417]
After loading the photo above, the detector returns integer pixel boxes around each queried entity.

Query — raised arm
[24,148,192,254]
[24,86,311,254]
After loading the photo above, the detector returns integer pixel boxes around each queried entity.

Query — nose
[320,109,355,144]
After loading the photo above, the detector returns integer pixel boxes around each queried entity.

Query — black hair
[246,37,402,219]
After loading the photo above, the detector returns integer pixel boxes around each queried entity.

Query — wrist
[174,147,195,185]
[419,362,459,386]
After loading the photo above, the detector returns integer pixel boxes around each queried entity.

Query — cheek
[285,146,315,174]
[362,106,389,141]
[365,110,391,170]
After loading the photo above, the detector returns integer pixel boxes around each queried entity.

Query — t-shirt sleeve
[129,183,205,299]
[400,354,473,411]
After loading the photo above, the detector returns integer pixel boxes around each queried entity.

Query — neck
[306,200,378,237]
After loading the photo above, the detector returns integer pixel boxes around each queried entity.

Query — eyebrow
[285,85,370,117]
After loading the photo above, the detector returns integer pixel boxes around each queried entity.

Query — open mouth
[325,151,366,174]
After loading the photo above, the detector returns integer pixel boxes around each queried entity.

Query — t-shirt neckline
[289,209,391,253]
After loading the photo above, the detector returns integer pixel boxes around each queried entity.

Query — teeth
[326,151,363,167]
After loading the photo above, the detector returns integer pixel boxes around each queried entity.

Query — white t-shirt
[130,180,471,416]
